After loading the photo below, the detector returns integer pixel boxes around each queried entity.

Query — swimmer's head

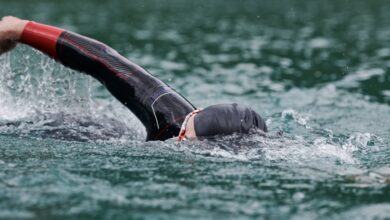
[186,103,267,139]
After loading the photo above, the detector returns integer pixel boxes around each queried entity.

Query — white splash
[281,109,310,126]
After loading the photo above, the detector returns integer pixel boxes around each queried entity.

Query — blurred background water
[0,0,390,219]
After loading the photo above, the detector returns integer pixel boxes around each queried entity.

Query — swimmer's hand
[0,16,28,55]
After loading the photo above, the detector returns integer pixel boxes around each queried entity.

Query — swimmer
[0,16,267,141]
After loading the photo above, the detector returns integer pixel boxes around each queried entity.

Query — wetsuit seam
[56,32,66,62]
[61,32,131,81]
[150,92,174,130]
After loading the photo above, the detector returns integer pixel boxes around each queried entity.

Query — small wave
[335,68,386,88]
[281,109,310,127]
[0,110,144,142]
[163,128,382,170]
[334,204,390,220]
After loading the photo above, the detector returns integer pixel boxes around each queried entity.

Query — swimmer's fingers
[0,16,28,55]
[0,16,18,55]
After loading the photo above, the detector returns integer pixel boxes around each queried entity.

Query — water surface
[0,0,390,219]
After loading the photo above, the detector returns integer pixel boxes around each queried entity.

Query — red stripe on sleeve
[19,21,64,60]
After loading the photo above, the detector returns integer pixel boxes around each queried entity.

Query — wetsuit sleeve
[19,21,63,59]
[19,21,195,141]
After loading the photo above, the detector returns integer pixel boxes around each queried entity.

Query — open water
[0,0,390,219]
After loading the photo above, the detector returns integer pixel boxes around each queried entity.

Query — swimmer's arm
[0,16,148,95]
[0,17,139,80]
[0,16,150,80]
[0,16,181,135]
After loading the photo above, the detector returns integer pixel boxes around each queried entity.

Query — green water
[1,0,390,219]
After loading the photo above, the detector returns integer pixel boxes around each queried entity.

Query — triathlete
[0,16,267,141]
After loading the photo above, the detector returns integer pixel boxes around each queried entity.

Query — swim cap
[194,103,267,137]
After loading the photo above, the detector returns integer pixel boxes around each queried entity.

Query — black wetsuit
[20,22,195,141]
